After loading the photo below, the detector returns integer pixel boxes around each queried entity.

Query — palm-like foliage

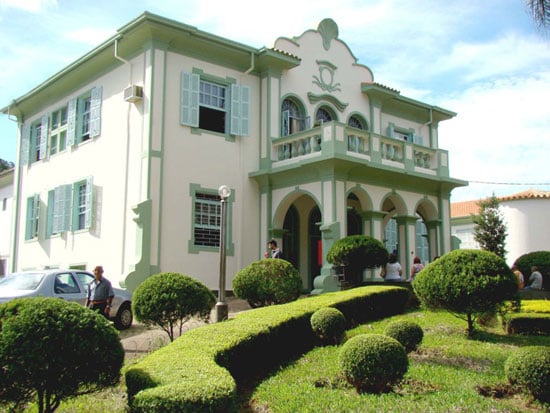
[527,0,550,30]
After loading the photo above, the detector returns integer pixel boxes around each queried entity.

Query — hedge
[125,286,410,412]
[504,313,550,335]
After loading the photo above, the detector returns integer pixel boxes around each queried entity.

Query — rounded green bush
[505,346,550,402]
[133,272,216,341]
[232,259,302,308]
[339,334,408,393]
[514,251,550,290]
[413,249,518,336]
[326,235,388,287]
[310,307,347,345]
[0,297,124,411]
[384,320,423,353]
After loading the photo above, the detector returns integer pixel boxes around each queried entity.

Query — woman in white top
[381,253,402,281]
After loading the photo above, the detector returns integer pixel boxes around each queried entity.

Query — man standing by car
[85,266,114,318]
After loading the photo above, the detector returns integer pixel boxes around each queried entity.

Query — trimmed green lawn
[248,310,550,412]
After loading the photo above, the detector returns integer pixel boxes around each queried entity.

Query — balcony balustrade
[270,122,446,177]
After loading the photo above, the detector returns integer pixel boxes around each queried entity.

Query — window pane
[194,193,221,247]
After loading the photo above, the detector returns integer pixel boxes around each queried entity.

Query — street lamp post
[215,185,231,322]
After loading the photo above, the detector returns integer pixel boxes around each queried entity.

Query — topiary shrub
[514,251,550,291]
[505,346,550,402]
[310,307,347,345]
[413,249,519,337]
[0,297,124,413]
[326,235,388,287]
[133,272,215,341]
[384,320,423,353]
[232,258,303,308]
[339,334,408,393]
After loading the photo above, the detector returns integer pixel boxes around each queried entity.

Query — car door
[74,271,96,306]
[53,272,87,305]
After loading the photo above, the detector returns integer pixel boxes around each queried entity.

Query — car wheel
[114,302,133,330]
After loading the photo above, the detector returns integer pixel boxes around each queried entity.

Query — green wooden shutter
[230,84,250,136]
[387,123,395,138]
[90,86,102,138]
[67,99,77,146]
[20,123,30,166]
[180,72,199,127]
[39,115,49,160]
[84,177,93,229]
[25,194,40,240]
[413,134,424,146]
[240,85,250,136]
[282,110,290,137]
[25,197,33,240]
[46,190,54,238]
[53,184,71,233]
[230,84,241,135]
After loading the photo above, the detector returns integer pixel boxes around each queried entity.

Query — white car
[0,269,133,330]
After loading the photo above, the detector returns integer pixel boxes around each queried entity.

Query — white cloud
[64,28,116,47]
[439,72,550,201]
[0,0,57,12]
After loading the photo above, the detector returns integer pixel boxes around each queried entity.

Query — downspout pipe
[244,52,255,74]
[6,103,22,273]
[113,35,133,279]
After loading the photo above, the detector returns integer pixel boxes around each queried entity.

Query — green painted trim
[347,111,369,131]
[317,18,339,51]
[187,183,235,256]
[451,216,476,225]
[308,93,348,112]
[123,199,158,292]
[281,93,309,120]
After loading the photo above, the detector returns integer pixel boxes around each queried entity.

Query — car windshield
[0,272,45,291]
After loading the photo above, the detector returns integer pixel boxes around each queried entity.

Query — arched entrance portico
[272,192,322,291]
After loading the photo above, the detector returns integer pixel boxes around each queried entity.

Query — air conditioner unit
[123,85,143,103]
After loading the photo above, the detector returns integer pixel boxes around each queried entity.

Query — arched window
[281,98,306,136]
[315,107,334,124]
[348,115,366,130]
[347,115,368,153]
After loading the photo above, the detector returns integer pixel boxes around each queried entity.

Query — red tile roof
[451,200,479,218]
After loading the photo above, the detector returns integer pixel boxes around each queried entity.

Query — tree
[326,235,388,287]
[412,249,519,337]
[0,298,124,413]
[527,0,550,31]
[232,259,303,308]
[0,159,14,172]
[472,194,507,259]
[132,272,216,341]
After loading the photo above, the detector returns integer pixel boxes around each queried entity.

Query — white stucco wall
[501,198,550,264]
[0,170,14,275]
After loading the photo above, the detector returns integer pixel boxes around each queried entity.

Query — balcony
[268,121,449,178]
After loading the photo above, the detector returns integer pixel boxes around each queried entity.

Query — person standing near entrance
[85,265,115,318]
[264,239,282,259]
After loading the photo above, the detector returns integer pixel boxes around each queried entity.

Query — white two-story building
[0,167,14,276]
[1,13,465,293]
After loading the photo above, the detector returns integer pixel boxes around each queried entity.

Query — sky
[0,0,549,202]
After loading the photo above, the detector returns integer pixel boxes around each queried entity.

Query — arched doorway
[283,205,299,268]
[415,215,429,264]
[308,206,322,290]
[347,193,362,235]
